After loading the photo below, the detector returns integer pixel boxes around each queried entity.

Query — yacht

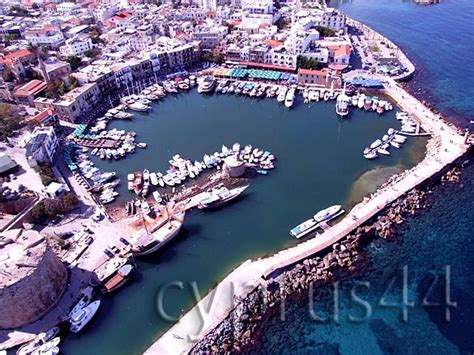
[314,205,343,223]
[69,300,101,333]
[198,185,249,209]
[364,150,378,159]
[335,92,350,117]
[17,328,60,355]
[289,217,318,239]
[197,75,216,94]
[284,88,295,108]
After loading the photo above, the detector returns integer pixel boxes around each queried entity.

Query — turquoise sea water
[256,0,474,353]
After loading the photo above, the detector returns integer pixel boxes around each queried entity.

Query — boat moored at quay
[198,185,249,209]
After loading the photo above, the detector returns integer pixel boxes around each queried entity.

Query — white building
[25,126,58,166]
[56,2,80,14]
[60,36,93,56]
[24,26,64,48]
[322,9,346,32]
[201,0,217,11]
[193,25,228,49]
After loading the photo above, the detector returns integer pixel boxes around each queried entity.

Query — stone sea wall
[190,160,469,354]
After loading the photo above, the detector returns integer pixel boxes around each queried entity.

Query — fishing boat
[198,185,249,209]
[101,264,134,294]
[289,217,318,239]
[314,205,343,223]
[153,191,162,204]
[178,81,190,90]
[69,300,101,333]
[197,75,216,94]
[335,92,350,117]
[351,95,359,107]
[133,171,143,195]
[130,211,185,256]
[31,337,60,355]
[284,88,295,108]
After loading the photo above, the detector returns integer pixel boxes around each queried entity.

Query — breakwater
[189,160,467,352]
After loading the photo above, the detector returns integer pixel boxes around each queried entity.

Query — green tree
[62,193,79,211]
[316,25,336,37]
[297,55,325,70]
[66,55,82,70]
[67,75,79,90]
[0,104,21,141]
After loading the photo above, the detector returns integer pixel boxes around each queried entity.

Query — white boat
[31,337,60,355]
[17,328,60,355]
[284,88,295,108]
[358,94,366,109]
[390,141,401,149]
[370,139,382,149]
[378,143,391,155]
[364,151,378,159]
[335,92,350,117]
[69,300,101,333]
[351,95,359,107]
[232,142,240,152]
[277,86,287,102]
[289,217,318,238]
[153,191,162,204]
[128,102,150,112]
[314,205,343,223]
[136,142,147,149]
[197,75,216,94]
[150,172,158,186]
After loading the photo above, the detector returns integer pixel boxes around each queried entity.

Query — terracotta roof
[14,80,48,98]
[3,49,33,62]
[298,68,327,76]
[264,39,283,47]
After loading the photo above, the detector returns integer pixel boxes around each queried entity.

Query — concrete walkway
[145,79,469,355]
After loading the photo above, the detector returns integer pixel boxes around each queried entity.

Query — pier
[145,79,469,355]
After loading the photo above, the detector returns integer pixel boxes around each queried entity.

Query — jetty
[145,79,469,355]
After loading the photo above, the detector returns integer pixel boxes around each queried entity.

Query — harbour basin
[63,90,426,354]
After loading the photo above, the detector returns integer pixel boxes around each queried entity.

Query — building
[0,154,18,176]
[0,49,35,79]
[25,125,58,166]
[13,79,48,106]
[60,36,94,56]
[193,25,228,50]
[297,68,328,86]
[0,229,67,329]
[38,59,71,83]
[321,8,346,32]
[53,82,100,122]
[24,26,65,48]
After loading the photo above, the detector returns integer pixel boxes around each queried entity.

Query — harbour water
[255,0,474,353]
[62,92,424,353]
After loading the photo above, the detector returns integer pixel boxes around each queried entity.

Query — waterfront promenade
[145,79,469,354]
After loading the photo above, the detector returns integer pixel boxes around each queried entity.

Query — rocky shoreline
[190,160,469,354]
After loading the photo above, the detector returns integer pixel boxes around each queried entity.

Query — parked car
[103,248,114,258]
[108,245,120,254]
[119,237,130,246]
